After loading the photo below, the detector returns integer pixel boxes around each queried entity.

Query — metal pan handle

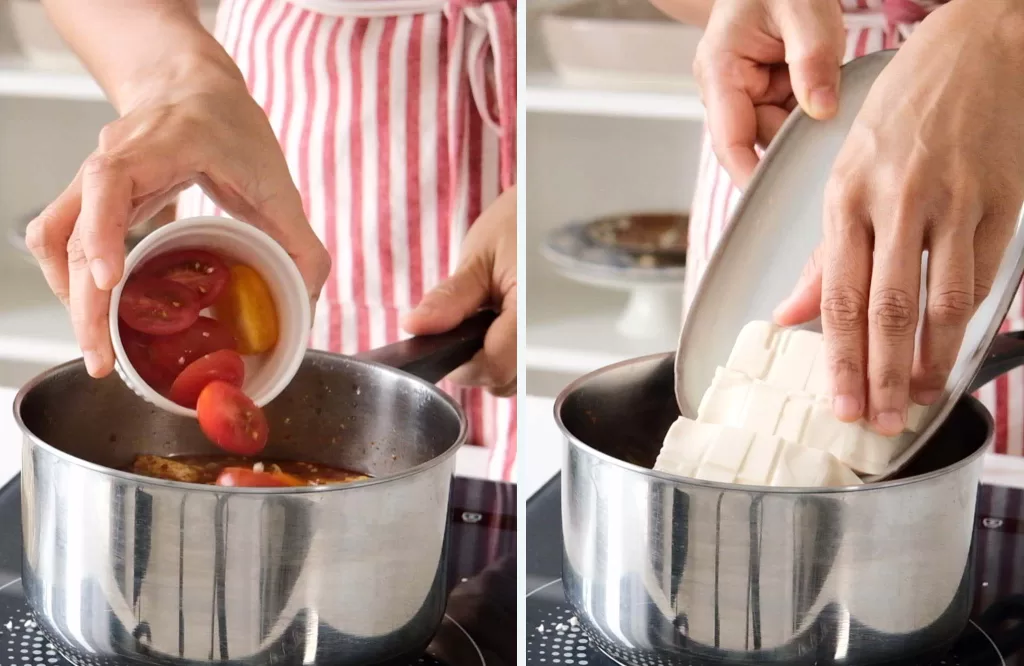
[351,310,497,385]
[970,331,1024,392]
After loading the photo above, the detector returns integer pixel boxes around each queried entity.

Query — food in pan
[655,417,862,487]
[131,454,370,487]
[655,321,928,487]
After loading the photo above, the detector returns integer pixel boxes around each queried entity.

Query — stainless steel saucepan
[555,331,1024,666]
[15,310,495,666]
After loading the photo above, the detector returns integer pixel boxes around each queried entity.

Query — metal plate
[674,50,1024,481]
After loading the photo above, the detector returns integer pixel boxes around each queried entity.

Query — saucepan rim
[554,352,993,495]
[13,351,467,495]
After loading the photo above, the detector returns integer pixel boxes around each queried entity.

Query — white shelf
[0,55,104,102]
[526,274,680,375]
[0,258,78,366]
[525,71,704,121]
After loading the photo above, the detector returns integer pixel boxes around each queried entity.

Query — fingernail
[90,259,114,290]
[809,87,837,118]
[874,410,905,436]
[83,351,104,377]
[913,389,942,405]
[832,394,862,422]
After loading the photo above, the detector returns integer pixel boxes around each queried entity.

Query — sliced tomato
[196,381,269,455]
[137,249,230,308]
[119,326,177,395]
[215,467,290,488]
[149,316,237,377]
[169,349,245,408]
[214,265,279,355]
[119,275,201,336]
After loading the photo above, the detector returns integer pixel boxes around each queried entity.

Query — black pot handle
[970,331,1024,392]
[351,310,497,385]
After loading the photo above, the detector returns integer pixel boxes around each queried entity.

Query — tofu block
[771,442,864,487]
[697,367,910,475]
[654,416,862,488]
[726,321,929,435]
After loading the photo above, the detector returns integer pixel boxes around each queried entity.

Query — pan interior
[558,354,990,481]
[17,352,464,478]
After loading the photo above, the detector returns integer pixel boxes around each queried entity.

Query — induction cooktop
[526,474,1024,666]
[0,475,516,666]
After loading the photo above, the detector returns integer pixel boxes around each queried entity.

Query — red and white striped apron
[685,0,1024,457]
[177,0,518,480]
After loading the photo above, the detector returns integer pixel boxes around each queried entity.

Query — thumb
[403,263,490,335]
[774,0,845,120]
[773,244,824,325]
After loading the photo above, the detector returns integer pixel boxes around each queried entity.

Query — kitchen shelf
[0,259,77,366]
[0,54,104,102]
[525,70,704,121]
[525,273,680,375]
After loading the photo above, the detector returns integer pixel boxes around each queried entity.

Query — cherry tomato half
[119,275,201,336]
[196,381,269,455]
[169,349,245,408]
[119,326,177,395]
[215,467,290,488]
[137,249,230,308]
[149,317,237,376]
[214,265,279,355]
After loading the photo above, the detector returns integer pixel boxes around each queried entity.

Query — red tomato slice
[119,326,177,395]
[215,467,289,488]
[137,249,230,308]
[119,275,201,336]
[149,317,237,377]
[196,381,269,455]
[169,349,245,408]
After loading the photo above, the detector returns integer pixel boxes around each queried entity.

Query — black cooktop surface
[0,475,516,666]
[526,474,1024,666]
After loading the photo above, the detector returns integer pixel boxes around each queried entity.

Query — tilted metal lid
[674,50,1024,481]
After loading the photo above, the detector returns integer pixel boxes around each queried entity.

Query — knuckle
[96,122,121,151]
[24,218,55,257]
[82,152,122,180]
[829,355,863,379]
[66,235,87,266]
[869,288,917,335]
[821,287,868,332]
[874,366,909,392]
[928,288,973,327]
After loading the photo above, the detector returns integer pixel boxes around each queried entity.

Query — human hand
[774,0,1024,435]
[694,0,845,187]
[403,187,517,397]
[26,63,331,379]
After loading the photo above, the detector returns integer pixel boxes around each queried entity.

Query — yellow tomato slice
[215,265,279,355]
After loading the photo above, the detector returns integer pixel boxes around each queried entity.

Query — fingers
[773,243,824,325]
[774,0,844,119]
[447,305,517,396]
[67,230,114,377]
[820,192,872,424]
[911,227,974,405]
[25,175,83,307]
[700,58,761,188]
[866,222,923,436]
[79,154,132,290]
[402,262,490,335]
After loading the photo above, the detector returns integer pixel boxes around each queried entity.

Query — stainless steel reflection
[557,353,990,666]
[17,350,464,666]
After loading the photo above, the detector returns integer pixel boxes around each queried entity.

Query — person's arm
[28,0,330,379]
[39,0,241,113]
[650,0,715,28]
